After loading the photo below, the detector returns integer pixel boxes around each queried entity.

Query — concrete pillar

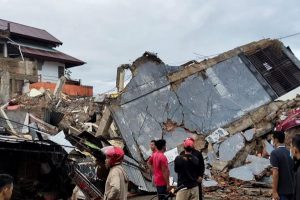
[0,71,10,103]
[116,67,125,92]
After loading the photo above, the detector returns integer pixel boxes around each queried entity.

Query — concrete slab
[243,128,255,142]
[219,133,245,162]
[229,166,255,181]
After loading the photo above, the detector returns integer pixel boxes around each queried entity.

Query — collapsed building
[1,38,300,199]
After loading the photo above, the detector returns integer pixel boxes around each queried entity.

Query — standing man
[147,140,157,170]
[150,140,157,154]
[291,134,300,200]
[103,146,128,200]
[0,174,13,200]
[180,138,205,200]
[270,131,294,200]
[147,140,157,185]
[175,139,200,200]
[148,139,170,200]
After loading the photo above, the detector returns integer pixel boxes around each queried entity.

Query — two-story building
[0,19,92,102]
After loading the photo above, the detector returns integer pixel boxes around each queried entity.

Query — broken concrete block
[94,94,107,103]
[263,140,274,155]
[204,168,212,178]
[206,128,229,143]
[229,166,254,181]
[95,106,113,138]
[207,151,217,165]
[246,155,270,176]
[203,179,218,191]
[212,160,228,171]
[219,133,245,162]
[28,88,44,97]
[243,128,255,142]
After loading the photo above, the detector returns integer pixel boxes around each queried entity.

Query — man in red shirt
[148,139,170,200]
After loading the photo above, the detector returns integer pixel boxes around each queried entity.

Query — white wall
[38,61,65,82]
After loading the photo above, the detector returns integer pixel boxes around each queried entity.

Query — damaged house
[1,37,300,200]
[102,39,300,193]
[0,19,92,102]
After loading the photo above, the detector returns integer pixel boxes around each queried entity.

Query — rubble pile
[1,39,300,199]
[199,97,300,199]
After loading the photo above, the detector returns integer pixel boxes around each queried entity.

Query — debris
[47,131,75,154]
[229,166,255,181]
[203,179,219,191]
[263,140,274,156]
[21,112,29,134]
[229,155,270,181]
[28,88,44,97]
[219,132,245,162]
[212,160,228,171]
[0,103,17,135]
[95,106,113,137]
[243,128,255,142]
[53,76,66,98]
[206,128,229,143]
[94,94,107,103]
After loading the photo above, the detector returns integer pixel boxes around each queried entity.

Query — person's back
[270,131,294,200]
[104,165,128,200]
[175,154,199,188]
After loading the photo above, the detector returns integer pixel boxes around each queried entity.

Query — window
[246,46,300,96]
[58,66,65,78]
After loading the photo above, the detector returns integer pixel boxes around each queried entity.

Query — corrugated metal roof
[20,46,85,68]
[123,156,156,192]
[0,19,62,45]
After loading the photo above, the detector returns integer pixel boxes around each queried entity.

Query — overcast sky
[1,0,299,94]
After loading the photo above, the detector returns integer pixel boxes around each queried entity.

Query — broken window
[247,46,300,96]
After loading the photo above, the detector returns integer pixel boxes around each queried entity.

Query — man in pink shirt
[148,139,170,200]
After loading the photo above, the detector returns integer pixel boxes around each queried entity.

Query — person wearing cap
[180,138,205,200]
[103,146,128,200]
[174,139,200,200]
[0,174,13,200]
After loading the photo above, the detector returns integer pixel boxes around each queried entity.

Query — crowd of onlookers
[1,131,300,200]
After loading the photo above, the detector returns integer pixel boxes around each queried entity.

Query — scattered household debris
[1,38,300,199]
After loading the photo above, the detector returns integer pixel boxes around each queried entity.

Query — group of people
[147,138,205,200]
[2,131,300,200]
[270,131,300,200]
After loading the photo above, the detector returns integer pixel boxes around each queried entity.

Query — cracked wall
[112,55,272,162]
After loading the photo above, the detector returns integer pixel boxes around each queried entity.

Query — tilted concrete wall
[111,55,272,162]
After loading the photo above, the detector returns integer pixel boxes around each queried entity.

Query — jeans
[157,186,168,200]
[279,194,293,200]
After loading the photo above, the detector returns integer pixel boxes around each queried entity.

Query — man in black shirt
[291,134,300,200]
[270,131,294,200]
[180,138,205,200]
[175,138,200,200]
